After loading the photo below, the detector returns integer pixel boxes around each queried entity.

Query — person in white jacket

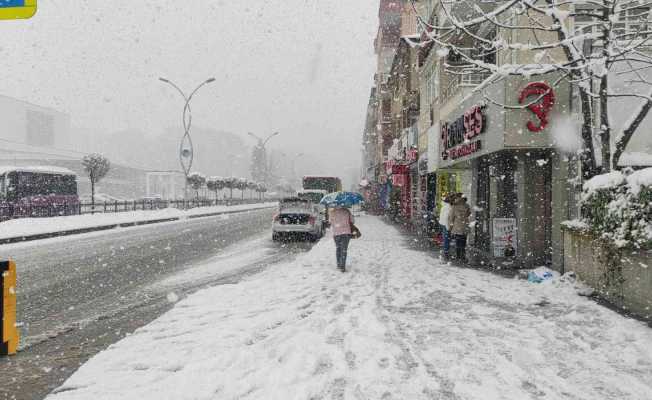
[438,193,453,260]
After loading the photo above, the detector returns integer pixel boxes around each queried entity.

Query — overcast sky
[0,0,379,178]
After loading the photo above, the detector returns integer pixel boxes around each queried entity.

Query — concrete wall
[550,152,571,269]
[564,228,652,319]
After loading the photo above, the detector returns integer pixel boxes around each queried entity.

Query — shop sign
[492,218,517,257]
[441,104,486,161]
[519,82,555,132]
[406,148,418,163]
[392,164,409,175]
[392,174,408,187]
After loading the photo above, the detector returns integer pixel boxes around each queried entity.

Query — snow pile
[47,217,652,400]
[574,168,651,248]
[582,170,626,196]
[626,167,652,195]
[561,219,589,231]
[0,203,277,241]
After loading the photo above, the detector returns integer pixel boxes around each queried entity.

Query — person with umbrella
[320,192,363,272]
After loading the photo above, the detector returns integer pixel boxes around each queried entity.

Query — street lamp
[291,152,304,186]
[159,76,215,204]
[247,131,280,186]
[226,154,244,177]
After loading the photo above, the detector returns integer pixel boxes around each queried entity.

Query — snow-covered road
[46,216,652,400]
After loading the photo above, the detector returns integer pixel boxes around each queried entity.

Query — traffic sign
[0,0,37,20]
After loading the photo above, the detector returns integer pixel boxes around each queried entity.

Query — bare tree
[411,0,652,177]
[224,177,237,200]
[187,172,206,200]
[82,153,110,212]
[236,178,248,200]
[206,176,225,203]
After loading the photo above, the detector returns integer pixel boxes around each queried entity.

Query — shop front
[437,77,571,268]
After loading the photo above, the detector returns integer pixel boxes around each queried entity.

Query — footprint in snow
[378,357,390,369]
[314,355,333,375]
[345,351,356,370]
[349,315,359,328]
[332,303,346,314]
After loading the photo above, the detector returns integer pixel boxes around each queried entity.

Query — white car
[272,197,324,241]
[296,189,328,229]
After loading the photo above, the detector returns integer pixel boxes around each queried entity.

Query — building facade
[0,94,149,199]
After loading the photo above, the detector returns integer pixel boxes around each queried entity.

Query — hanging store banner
[441,104,487,161]
[492,218,517,257]
[0,0,37,20]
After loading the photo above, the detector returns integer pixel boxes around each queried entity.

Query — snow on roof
[297,189,328,194]
[0,165,76,176]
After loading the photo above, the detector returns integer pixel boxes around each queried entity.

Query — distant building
[0,94,70,148]
[145,171,185,200]
[0,94,149,199]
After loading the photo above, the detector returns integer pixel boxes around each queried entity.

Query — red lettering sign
[518,82,555,132]
[442,104,486,161]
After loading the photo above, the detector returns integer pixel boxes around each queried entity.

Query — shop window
[488,158,517,219]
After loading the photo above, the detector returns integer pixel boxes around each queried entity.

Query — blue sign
[0,0,36,20]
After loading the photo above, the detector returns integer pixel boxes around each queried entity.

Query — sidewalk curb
[0,206,276,245]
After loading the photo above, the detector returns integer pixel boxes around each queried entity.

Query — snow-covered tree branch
[411,0,652,178]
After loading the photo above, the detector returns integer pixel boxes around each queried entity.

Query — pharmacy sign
[0,0,37,20]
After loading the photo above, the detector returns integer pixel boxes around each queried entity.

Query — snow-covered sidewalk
[47,216,652,400]
[0,202,276,241]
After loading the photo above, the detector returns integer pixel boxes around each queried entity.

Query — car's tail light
[308,216,316,225]
[273,213,279,222]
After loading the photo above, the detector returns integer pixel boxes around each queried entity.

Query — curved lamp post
[159,77,215,204]
[247,131,280,186]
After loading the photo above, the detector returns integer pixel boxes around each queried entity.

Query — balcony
[440,71,492,105]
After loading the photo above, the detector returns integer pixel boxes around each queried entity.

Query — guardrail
[0,198,275,221]
[79,198,267,214]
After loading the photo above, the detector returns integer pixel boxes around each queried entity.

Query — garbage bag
[527,268,554,283]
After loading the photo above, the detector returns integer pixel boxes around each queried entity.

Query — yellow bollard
[1,260,19,356]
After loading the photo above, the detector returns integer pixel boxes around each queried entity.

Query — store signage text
[492,218,517,258]
[441,104,486,161]
[518,82,555,132]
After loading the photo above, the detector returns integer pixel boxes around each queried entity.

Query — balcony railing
[440,72,491,104]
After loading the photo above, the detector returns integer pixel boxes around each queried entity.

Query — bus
[302,176,342,194]
[0,166,80,220]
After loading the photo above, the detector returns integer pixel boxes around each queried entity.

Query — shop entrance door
[530,156,553,265]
